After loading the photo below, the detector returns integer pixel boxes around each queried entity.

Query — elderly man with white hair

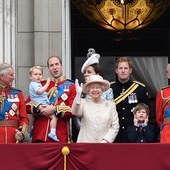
[0,63,29,143]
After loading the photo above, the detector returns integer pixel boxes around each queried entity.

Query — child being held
[29,66,59,142]
[127,103,155,143]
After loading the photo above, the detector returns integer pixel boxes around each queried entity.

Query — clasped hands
[38,104,56,117]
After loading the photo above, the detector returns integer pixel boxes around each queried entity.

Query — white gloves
[75,79,83,104]
[75,79,83,95]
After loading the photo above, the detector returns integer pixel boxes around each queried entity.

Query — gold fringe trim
[56,105,71,113]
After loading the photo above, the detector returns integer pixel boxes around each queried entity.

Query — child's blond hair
[29,66,43,76]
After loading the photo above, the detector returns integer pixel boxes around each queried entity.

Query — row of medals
[121,89,138,104]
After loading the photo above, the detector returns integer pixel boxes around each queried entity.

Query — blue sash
[49,80,74,104]
[164,106,170,118]
[0,89,20,120]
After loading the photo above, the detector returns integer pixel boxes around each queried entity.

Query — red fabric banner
[1,143,170,170]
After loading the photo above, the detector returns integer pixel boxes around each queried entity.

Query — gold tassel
[61,146,70,170]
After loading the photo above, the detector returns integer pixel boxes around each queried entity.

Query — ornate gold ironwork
[72,0,170,32]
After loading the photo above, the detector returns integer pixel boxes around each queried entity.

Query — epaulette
[110,81,116,85]
[11,87,21,91]
[133,81,145,87]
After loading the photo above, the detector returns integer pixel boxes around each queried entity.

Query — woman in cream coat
[72,75,119,143]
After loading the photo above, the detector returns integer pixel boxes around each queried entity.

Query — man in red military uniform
[156,63,170,143]
[0,63,29,143]
[26,56,76,143]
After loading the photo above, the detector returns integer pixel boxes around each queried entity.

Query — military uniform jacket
[0,86,29,143]
[156,86,170,143]
[26,76,76,143]
[111,79,150,142]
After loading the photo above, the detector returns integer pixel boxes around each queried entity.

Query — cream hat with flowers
[81,49,100,74]
[83,75,110,94]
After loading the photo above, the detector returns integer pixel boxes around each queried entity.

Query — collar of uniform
[117,79,132,87]
[51,76,66,83]
[0,84,10,91]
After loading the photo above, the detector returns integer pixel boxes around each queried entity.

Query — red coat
[0,87,29,143]
[26,76,76,143]
[156,86,170,143]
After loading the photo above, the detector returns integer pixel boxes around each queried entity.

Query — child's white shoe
[48,132,59,142]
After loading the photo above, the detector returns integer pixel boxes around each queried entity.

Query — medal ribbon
[114,83,139,105]
[0,89,20,120]
[48,80,74,104]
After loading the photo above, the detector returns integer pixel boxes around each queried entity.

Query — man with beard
[110,57,150,143]
[26,56,76,143]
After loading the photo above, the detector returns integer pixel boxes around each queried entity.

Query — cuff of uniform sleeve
[54,111,62,118]
[33,104,42,114]
[54,106,64,118]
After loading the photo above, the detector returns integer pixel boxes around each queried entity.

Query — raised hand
[144,116,148,125]
[46,77,51,85]
[75,79,83,96]
[133,116,138,126]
